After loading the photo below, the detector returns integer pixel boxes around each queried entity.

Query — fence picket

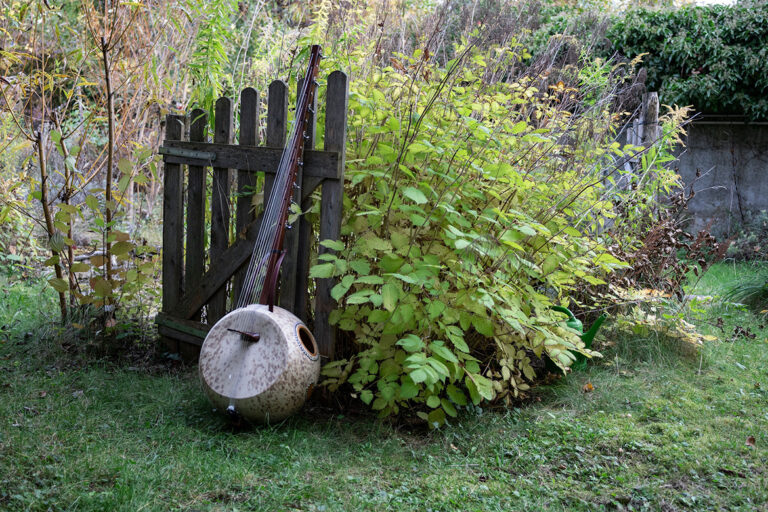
[209,97,233,323]
[186,109,207,321]
[315,71,349,358]
[161,114,185,317]
[233,88,260,303]
[265,80,288,203]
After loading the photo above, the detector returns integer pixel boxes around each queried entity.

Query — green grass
[1,266,768,511]
[690,260,768,298]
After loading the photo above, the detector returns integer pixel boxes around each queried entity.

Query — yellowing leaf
[402,186,428,204]
[117,158,132,175]
[331,275,355,301]
[70,262,90,273]
[382,282,399,312]
[510,120,527,134]
[48,278,69,293]
[319,239,345,251]
[111,241,134,256]
[309,263,335,279]
[113,231,130,242]
[90,277,113,297]
[85,194,100,212]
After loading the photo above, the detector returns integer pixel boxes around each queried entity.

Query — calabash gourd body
[199,305,320,423]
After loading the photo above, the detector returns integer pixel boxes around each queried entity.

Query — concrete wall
[676,120,768,238]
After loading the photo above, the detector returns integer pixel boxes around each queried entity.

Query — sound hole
[296,324,318,357]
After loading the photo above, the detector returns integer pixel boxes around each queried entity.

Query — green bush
[313,34,685,425]
[607,2,768,120]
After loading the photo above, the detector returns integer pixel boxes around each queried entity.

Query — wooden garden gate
[155,71,348,359]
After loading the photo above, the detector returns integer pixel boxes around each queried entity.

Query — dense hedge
[607,2,768,120]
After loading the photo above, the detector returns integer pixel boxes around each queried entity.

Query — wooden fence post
[161,114,185,315]
[233,88,260,303]
[265,80,288,203]
[161,114,185,354]
[314,71,348,357]
[186,109,207,321]
[642,92,660,146]
[209,97,233,323]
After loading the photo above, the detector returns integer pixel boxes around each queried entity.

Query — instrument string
[237,73,312,310]
[223,48,319,408]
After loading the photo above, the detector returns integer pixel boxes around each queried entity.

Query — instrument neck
[238,45,322,311]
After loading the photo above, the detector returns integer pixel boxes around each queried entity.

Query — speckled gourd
[199,304,320,423]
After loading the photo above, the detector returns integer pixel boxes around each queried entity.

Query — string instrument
[198,46,323,423]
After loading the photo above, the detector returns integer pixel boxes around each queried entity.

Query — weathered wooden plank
[264,80,288,203]
[157,324,205,347]
[186,109,207,321]
[233,88,260,304]
[293,188,316,321]
[162,114,185,313]
[208,96,233,323]
[155,311,211,339]
[300,176,324,203]
[160,142,340,180]
[314,71,349,357]
[642,92,660,145]
[280,78,317,313]
[159,146,215,160]
[173,216,262,319]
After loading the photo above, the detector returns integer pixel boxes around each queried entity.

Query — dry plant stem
[37,133,68,323]
[101,36,114,303]
[53,116,80,303]
[381,40,476,232]
[35,4,66,322]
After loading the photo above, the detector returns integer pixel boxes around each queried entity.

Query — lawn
[1,263,767,511]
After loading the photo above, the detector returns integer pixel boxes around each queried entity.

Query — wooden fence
[155,71,348,359]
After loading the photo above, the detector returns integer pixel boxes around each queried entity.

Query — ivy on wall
[607,2,768,120]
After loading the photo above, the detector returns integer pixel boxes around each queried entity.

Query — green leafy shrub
[607,2,768,120]
[314,37,683,425]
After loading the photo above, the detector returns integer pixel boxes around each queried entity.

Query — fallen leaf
[450,443,459,451]
[746,436,756,447]
[72,390,84,398]
[38,391,47,398]
[582,382,594,393]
